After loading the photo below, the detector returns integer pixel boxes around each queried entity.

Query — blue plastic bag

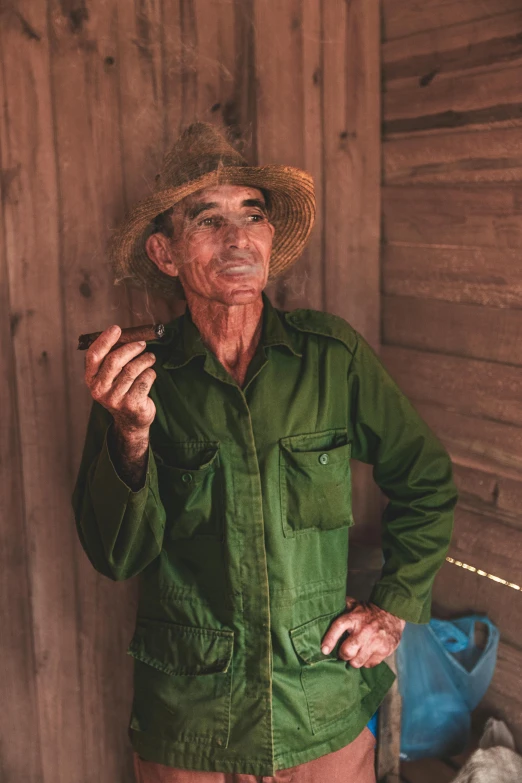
[396,615,499,760]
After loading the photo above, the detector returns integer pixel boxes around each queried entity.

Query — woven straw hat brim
[110,164,316,298]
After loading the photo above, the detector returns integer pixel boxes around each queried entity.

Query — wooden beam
[382,295,522,366]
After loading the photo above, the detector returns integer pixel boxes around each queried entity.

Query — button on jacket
[72,294,457,776]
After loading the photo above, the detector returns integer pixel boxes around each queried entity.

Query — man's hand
[321,597,405,669]
[84,324,157,433]
[84,325,158,490]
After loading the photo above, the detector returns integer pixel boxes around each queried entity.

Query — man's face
[147,184,275,306]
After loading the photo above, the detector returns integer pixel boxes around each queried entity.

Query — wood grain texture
[254,0,324,311]
[384,65,522,136]
[384,127,522,185]
[47,2,138,779]
[382,345,522,428]
[0,14,43,777]
[322,0,380,345]
[449,508,522,584]
[384,11,522,89]
[382,185,522,248]
[382,0,522,751]
[322,0,382,540]
[382,244,522,308]
[377,651,401,782]
[416,401,522,475]
[382,0,522,42]
[0,3,85,780]
[382,295,522,366]
[115,0,175,326]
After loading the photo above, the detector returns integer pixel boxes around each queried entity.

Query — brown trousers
[133,727,377,783]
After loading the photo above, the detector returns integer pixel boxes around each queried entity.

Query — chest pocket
[153,441,223,540]
[279,428,354,537]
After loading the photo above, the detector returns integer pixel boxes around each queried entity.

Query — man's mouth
[218,259,260,275]
[218,263,260,276]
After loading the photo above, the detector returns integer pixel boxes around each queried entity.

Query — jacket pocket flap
[290,611,344,665]
[127,618,233,675]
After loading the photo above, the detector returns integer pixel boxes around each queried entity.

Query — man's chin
[218,286,263,306]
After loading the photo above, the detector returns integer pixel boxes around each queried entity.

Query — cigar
[77,323,166,351]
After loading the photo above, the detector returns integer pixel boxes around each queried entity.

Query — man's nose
[224,220,250,248]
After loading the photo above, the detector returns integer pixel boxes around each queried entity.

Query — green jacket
[72,294,457,776]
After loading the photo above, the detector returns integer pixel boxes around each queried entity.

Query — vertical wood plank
[254,0,324,310]
[116,0,175,326]
[0,3,85,779]
[0,24,43,777]
[323,0,382,538]
[47,2,137,779]
[377,651,402,783]
[323,0,380,345]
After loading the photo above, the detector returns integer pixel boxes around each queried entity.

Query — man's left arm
[322,332,458,667]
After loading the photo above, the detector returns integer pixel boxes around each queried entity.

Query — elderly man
[72,123,457,782]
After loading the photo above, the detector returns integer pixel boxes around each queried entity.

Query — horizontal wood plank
[382,0,522,41]
[385,127,522,184]
[382,185,522,248]
[382,296,522,365]
[382,244,522,308]
[450,459,522,531]
[449,508,522,585]
[416,401,522,474]
[381,345,522,428]
[384,65,522,136]
[384,11,522,87]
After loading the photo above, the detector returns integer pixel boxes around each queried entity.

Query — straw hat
[110,122,316,298]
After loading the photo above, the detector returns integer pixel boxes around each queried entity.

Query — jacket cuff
[368,584,432,624]
[91,424,159,523]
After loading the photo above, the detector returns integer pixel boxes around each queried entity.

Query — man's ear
[144,233,180,278]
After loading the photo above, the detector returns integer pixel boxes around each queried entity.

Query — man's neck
[186,292,264,387]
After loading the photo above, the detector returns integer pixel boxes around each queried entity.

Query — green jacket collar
[161,292,302,370]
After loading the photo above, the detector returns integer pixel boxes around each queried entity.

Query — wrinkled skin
[144,184,275,388]
[321,597,406,668]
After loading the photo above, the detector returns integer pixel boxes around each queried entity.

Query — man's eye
[247,213,265,222]
[199,216,219,227]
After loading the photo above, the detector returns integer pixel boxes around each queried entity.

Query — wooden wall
[382,0,522,748]
[0,2,380,780]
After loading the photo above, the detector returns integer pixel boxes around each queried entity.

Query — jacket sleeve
[348,334,458,623]
[71,400,166,581]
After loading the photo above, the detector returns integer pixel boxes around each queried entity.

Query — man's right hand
[84,324,157,433]
[84,325,157,490]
